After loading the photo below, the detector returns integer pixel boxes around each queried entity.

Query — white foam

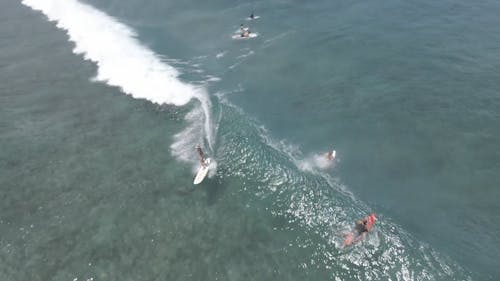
[171,104,216,168]
[23,0,216,155]
[262,31,294,48]
[298,153,336,172]
[22,0,201,106]
[236,50,255,59]
[216,51,226,59]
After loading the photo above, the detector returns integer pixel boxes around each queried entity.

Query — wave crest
[22,0,201,106]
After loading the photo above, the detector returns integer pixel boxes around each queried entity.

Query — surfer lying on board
[195,144,207,167]
[343,213,377,246]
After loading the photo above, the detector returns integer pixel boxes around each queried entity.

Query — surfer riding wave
[196,144,207,167]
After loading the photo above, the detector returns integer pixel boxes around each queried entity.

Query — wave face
[21,0,215,156]
[214,100,474,281]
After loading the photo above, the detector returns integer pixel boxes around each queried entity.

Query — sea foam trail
[22,0,214,151]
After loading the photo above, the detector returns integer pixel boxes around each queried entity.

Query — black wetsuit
[355,221,368,235]
[196,146,205,164]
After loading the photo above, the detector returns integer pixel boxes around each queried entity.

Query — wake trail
[22,0,215,154]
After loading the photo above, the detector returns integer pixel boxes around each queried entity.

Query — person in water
[240,24,250,37]
[195,144,207,167]
[343,214,376,246]
[250,12,255,19]
[355,218,369,235]
[325,150,335,161]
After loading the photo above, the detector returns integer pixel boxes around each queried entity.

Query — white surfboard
[246,15,260,20]
[193,158,211,185]
[231,33,258,40]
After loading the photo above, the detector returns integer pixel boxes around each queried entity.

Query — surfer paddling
[343,213,377,247]
[196,144,207,167]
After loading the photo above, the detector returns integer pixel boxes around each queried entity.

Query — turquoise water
[1,0,499,280]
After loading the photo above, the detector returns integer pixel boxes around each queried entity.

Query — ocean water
[1,0,499,280]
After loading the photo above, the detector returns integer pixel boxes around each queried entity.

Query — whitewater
[22,0,215,157]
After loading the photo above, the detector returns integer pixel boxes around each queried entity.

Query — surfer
[326,150,335,161]
[195,144,207,167]
[355,218,370,234]
[240,24,250,37]
[343,213,377,246]
[250,11,255,20]
[193,144,211,184]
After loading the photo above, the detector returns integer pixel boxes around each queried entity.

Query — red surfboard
[343,213,377,246]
